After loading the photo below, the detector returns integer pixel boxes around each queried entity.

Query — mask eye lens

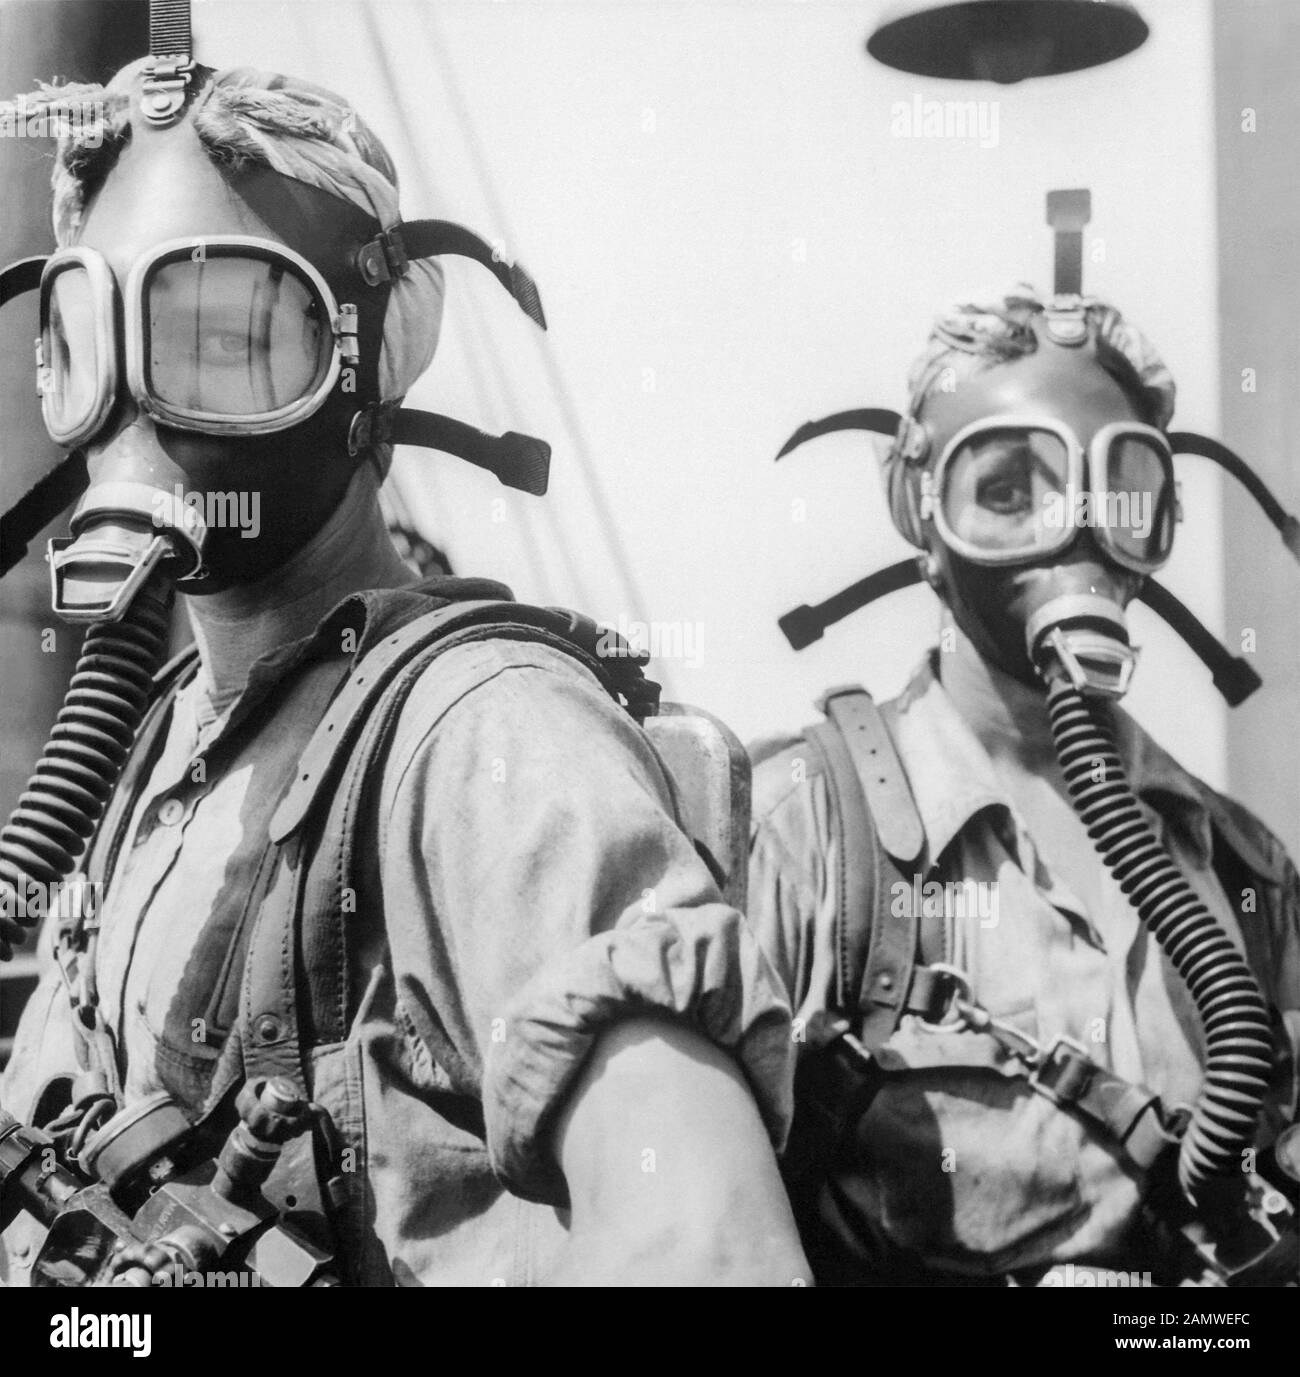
[941,428,1069,558]
[145,253,331,419]
[1103,433,1175,567]
[41,265,100,441]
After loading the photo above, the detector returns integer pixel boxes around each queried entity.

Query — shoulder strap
[805,685,926,1051]
[269,599,657,846]
[242,598,660,1092]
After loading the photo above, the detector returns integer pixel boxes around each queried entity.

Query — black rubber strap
[1170,431,1287,529]
[0,255,46,307]
[0,452,89,579]
[357,220,546,330]
[1137,580,1262,707]
[149,0,191,57]
[774,408,901,461]
[392,410,550,496]
[1046,188,1091,296]
[778,558,923,651]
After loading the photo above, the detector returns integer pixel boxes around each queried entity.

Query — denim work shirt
[1,583,794,1286]
[748,653,1300,1278]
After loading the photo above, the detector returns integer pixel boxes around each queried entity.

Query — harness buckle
[910,963,971,1027]
[1027,1034,1097,1106]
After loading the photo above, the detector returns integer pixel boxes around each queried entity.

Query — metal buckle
[337,303,360,363]
[1042,294,1089,346]
[913,964,973,1031]
[346,401,399,457]
[140,55,195,127]
[356,227,410,287]
[895,414,929,464]
[1027,1034,1097,1105]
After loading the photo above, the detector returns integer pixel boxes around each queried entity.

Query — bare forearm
[546,1016,810,1286]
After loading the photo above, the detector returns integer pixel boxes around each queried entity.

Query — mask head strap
[1046,188,1091,296]
[356,220,547,330]
[349,403,550,497]
[0,256,46,308]
[772,408,901,461]
[140,0,197,127]
[1171,431,1300,566]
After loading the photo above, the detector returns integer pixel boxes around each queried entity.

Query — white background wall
[194,0,1228,778]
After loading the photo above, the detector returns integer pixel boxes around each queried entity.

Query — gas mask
[40,226,365,613]
[772,191,1300,1208]
[898,309,1177,699]
[0,36,553,963]
[1,61,551,621]
[774,191,1298,710]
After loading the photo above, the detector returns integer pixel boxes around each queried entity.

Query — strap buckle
[357,226,410,286]
[140,55,195,126]
[1042,294,1090,346]
[1027,1034,1097,1106]
[910,963,972,1027]
[347,401,400,456]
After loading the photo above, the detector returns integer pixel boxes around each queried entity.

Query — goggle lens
[42,265,102,440]
[940,427,1071,560]
[145,254,331,419]
[1102,432,1176,566]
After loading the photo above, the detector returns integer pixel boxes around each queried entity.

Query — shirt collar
[180,573,514,753]
[889,650,1217,871]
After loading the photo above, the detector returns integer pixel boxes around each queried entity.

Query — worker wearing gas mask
[0,58,807,1286]
[749,287,1300,1286]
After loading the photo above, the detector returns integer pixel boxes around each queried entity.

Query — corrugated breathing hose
[0,575,172,951]
[1047,678,1275,1202]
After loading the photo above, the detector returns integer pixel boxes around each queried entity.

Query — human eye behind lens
[974,447,1035,515]
[195,319,252,365]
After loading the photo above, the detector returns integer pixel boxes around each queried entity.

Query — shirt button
[158,798,185,826]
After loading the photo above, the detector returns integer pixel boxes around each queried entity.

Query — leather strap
[818,685,924,868]
[270,600,514,843]
[803,722,877,1020]
[1028,1037,1180,1172]
[803,711,917,1051]
[270,600,656,844]
[238,835,311,1090]
[295,650,417,1050]
[805,685,926,1051]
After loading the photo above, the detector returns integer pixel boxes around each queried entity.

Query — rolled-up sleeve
[377,641,794,1205]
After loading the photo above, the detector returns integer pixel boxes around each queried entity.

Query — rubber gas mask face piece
[39,233,364,618]
[913,340,1170,698]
